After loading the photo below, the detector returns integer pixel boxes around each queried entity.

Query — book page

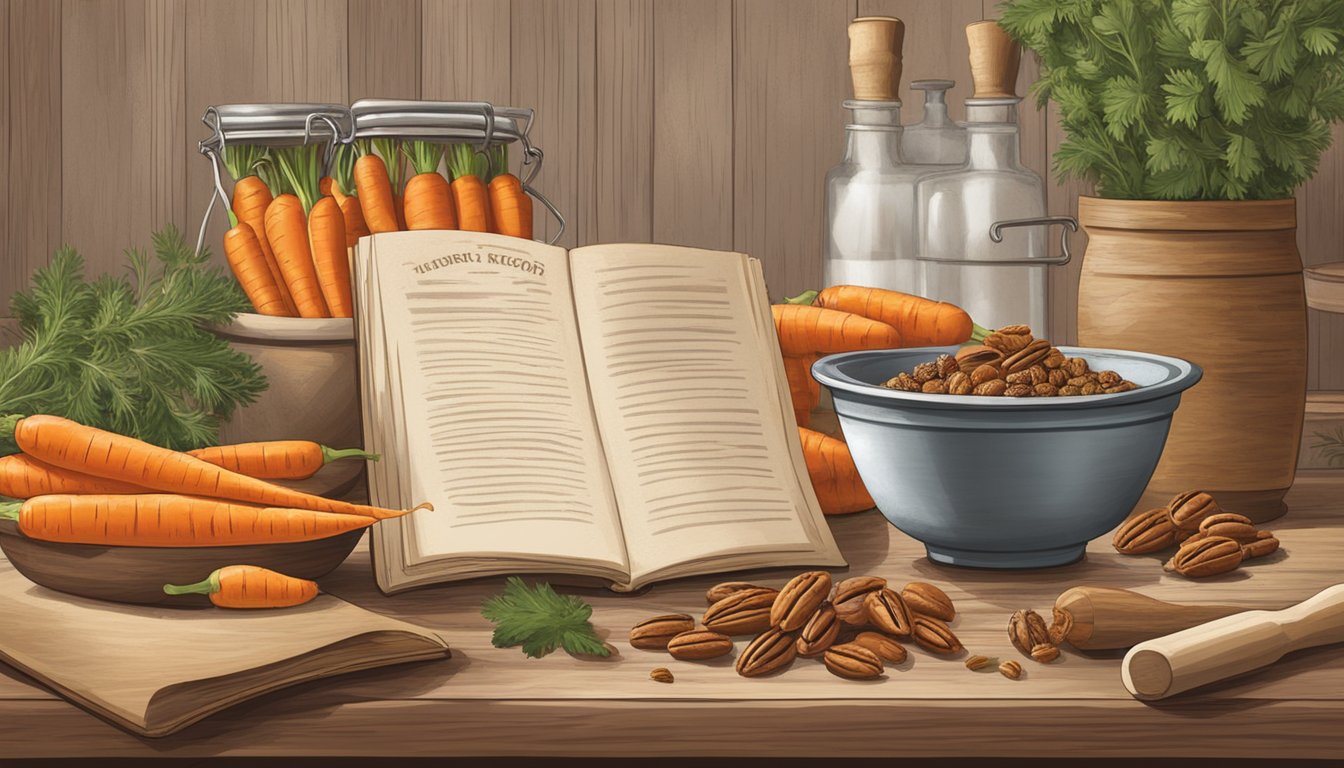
[569,245,843,585]
[355,232,628,586]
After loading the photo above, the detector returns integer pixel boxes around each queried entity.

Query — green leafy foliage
[999,0,1344,199]
[480,577,610,659]
[1311,428,1344,468]
[0,226,266,451]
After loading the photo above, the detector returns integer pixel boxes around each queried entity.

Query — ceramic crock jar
[1076,197,1307,523]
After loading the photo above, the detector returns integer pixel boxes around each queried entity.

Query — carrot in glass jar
[353,140,399,234]
[487,145,532,240]
[223,222,289,316]
[164,565,319,608]
[224,146,297,315]
[309,196,353,318]
[447,143,490,232]
[401,141,457,230]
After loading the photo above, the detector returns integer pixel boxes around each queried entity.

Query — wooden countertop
[2,475,1344,759]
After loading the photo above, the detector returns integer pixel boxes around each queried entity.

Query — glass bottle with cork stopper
[915,20,1077,333]
[823,16,937,293]
[902,79,966,166]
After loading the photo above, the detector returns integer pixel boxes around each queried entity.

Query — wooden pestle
[848,16,904,101]
[1054,586,1242,650]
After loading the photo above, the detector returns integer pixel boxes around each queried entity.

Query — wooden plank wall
[2,0,1343,389]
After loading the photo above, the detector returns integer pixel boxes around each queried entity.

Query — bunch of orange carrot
[222,139,535,319]
[0,414,425,607]
[774,285,985,517]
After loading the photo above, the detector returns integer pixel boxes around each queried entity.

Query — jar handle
[988,215,1078,266]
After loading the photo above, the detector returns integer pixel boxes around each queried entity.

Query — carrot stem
[0,502,19,522]
[164,569,221,597]
[783,290,819,306]
[273,145,323,213]
[971,323,994,343]
[322,445,380,463]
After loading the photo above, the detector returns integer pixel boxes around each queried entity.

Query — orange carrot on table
[814,285,983,347]
[783,354,822,427]
[164,565,319,608]
[0,453,143,497]
[166,565,318,608]
[447,143,490,232]
[401,141,457,230]
[354,140,399,234]
[309,196,353,318]
[771,304,902,357]
[798,428,875,516]
[3,414,417,520]
[487,145,532,240]
[223,222,290,317]
[188,441,379,480]
[0,494,391,547]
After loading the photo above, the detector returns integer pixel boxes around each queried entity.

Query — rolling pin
[1122,583,1344,700]
[1054,586,1242,650]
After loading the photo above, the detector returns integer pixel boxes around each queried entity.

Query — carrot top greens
[0,227,264,454]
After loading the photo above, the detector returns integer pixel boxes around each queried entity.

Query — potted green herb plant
[999,0,1344,522]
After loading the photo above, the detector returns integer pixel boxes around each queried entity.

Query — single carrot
[354,142,399,234]
[402,141,457,230]
[163,564,318,607]
[4,414,418,520]
[771,304,902,357]
[0,495,387,547]
[0,453,143,497]
[782,354,822,427]
[309,196,353,318]
[447,143,490,232]
[264,194,329,318]
[231,172,298,316]
[798,428,875,516]
[331,143,372,246]
[814,285,983,347]
[164,565,319,608]
[188,441,379,480]
[319,176,334,197]
[224,222,290,316]
[487,145,532,240]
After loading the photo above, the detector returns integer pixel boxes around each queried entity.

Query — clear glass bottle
[916,98,1075,332]
[823,100,934,293]
[902,80,966,165]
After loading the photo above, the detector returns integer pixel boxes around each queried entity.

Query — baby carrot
[164,565,319,608]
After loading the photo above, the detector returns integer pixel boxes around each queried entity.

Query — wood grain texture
[511,0,590,248]
[594,0,654,243]
[420,0,509,103]
[348,0,420,100]
[2,475,1344,757]
[734,0,854,299]
[652,0,733,250]
[6,0,61,301]
[62,0,187,267]
[0,2,7,307]
[1043,100,1092,345]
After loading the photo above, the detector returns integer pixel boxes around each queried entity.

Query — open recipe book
[354,232,844,593]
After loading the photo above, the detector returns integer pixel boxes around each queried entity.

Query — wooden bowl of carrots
[211,314,364,498]
[0,517,362,606]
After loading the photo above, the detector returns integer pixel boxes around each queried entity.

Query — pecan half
[667,629,734,660]
[999,659,1024,680]
[946,371,973,395]
[703,588,777,635]
[629,613,696,650]
[865,588,913,637]
[852,631,907,663]
[823,642,884,680]
[974,379,1008,396]
[1242,533,1281,559]
[1112,507,1177,555]
[770,571,832,632]
[736,627,797,677]
[705,581,770,605]
[1029,642,1060,664]
[912,616,963,655]
[1168,490,1221,531]
[650,667,674,684]
[832,576,886,626]
[985,330,1033,355]
[1000,339,1052,374]
[956,345,1004,373]
[971,363,1001,385]
[1164,535,1244,577]
[1008,609,1050,656]
[900,582,955,622]
[965,655,996,671]
[795,603,840,657]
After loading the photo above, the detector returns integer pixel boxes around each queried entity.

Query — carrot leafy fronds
[273,145,324,212]
[403,141,446,177]
[481,577,610,659]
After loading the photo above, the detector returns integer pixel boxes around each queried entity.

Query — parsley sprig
[481,577,611,659]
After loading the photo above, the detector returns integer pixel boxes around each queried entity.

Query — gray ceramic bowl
[813,347,1202,569]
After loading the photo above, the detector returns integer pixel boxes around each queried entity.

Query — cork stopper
[848,16,905,101]
[966,20,1021,98]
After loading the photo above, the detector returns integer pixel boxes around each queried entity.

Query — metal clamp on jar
[915,21,1077,333]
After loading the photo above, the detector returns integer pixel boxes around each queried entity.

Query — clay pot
[1076,196,1306,523]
